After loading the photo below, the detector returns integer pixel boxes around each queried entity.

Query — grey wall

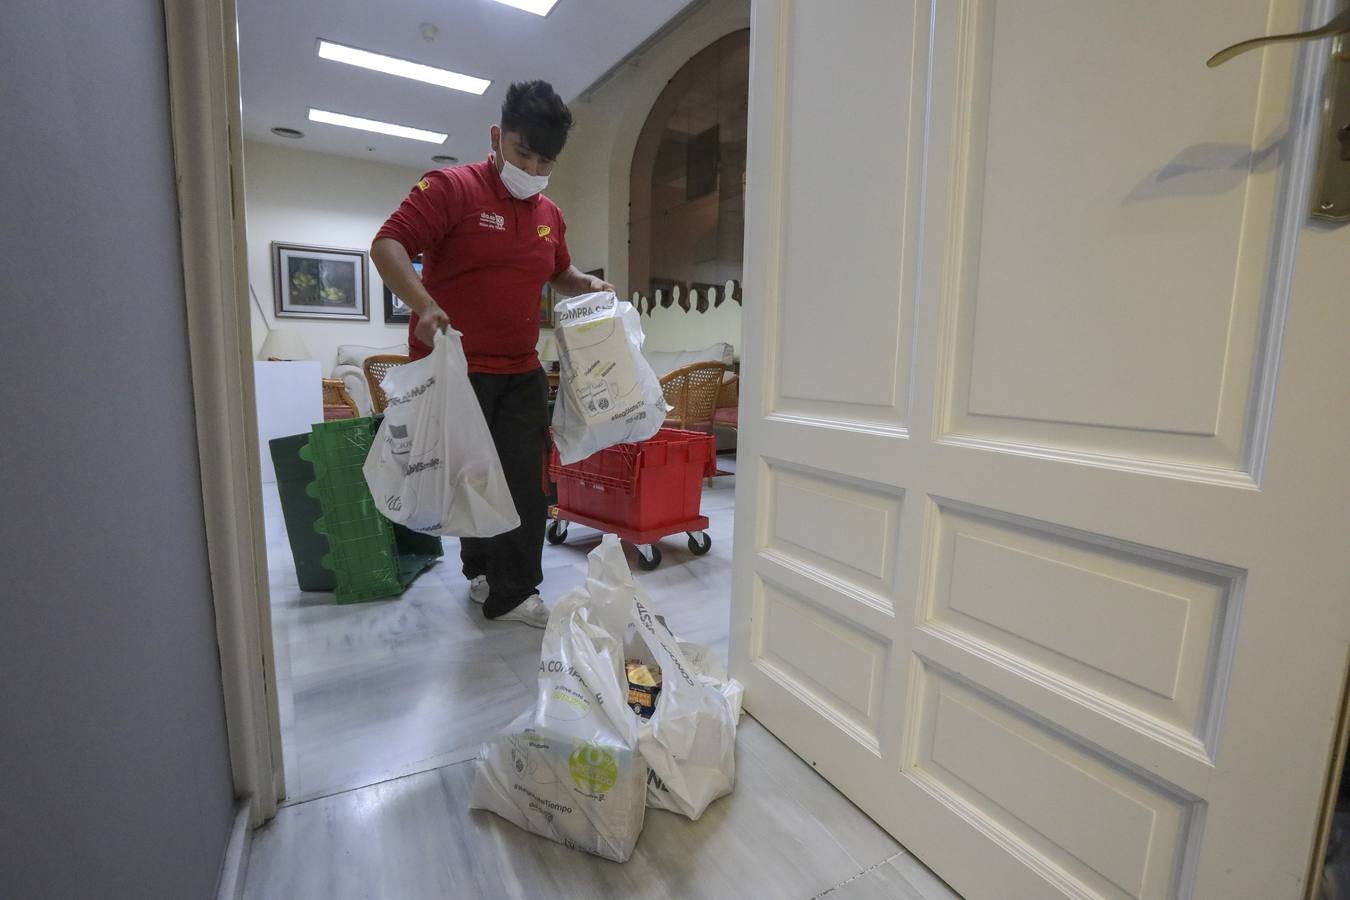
[0,2,236,897]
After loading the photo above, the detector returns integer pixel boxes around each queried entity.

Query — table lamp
[258,328,311,361]
[538,332,560,371]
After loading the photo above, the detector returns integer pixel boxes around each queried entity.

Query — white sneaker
[468,575,489,605]
[494,595,549,629]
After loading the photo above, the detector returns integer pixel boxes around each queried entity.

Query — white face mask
[496,148,549,200]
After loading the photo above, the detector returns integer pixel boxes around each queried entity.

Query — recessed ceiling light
[271,126,304,139]
[488,0,561,15]
[308,108,447,144]
[317,40,490,95]
[432,154,459,164]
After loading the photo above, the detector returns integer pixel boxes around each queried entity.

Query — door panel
[924,499,1241,758]
[772,0,925,428]
[732,1,1350,897]
[909,662,1198,900]
[765,463,905,598]
[755,576,892,751]
[943,1,1290,472]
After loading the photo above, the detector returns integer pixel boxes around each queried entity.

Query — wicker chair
[363,354,410,414]
[660,361,729,432]
[713,374,739,434]
[321,378,360,421]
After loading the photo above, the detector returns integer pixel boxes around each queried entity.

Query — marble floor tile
[285,635,533,803]
[251,455,955,898]
[817,852,960,900]
[263,464,738,804]
[244,719,916,900]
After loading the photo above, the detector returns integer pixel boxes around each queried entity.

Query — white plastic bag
[469,710,648,862]
[362,329,519,537]
[562,536,740,819]
[589,539,739,820]
[551,292,666,465]
[470,538,740,858]
[678,641,745,726]
[470,536,648,862]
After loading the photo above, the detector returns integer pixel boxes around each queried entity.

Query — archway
[628,29,749,352]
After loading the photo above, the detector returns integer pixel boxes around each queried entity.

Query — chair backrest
[321,377,359,419]
[659,361,728,430]
[363,354,410,414]
[716,373,739,410]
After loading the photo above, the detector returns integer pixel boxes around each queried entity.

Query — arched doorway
[628,29,749,352]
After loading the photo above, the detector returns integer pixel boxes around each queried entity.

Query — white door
[730,1,1350,898]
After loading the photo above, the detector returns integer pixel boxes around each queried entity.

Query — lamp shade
[258,329,311,361]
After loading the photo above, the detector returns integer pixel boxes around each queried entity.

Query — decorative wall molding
[631,278,742,315]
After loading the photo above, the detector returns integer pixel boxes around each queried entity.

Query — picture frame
[383,255,423,324]
[540,283,556,328]
[272,242,369,320]
[540,269,606,328]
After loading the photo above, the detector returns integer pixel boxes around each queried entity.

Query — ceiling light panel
[307,108,447,144]
[488,0,561,16]
[317,40,490,95]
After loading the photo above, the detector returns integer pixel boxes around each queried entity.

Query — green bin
[269,417,441,604]
[270,432,337,592]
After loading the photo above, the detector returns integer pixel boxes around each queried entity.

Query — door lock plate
[1312,33,1350,221]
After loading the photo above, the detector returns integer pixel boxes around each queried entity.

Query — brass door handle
[1207,6,1350,67]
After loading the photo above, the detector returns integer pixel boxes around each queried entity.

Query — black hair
[500,80,573,160]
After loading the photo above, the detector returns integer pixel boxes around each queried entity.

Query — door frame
[156,0,760,833]
[163,0,283,826]
[160,0,759,834]
[164,0,1350,881]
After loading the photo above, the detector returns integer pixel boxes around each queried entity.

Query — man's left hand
[552,265,616,298]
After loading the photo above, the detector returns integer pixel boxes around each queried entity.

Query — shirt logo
[479,211,505,231]
[416,178,430,192]
[537,224,552,239]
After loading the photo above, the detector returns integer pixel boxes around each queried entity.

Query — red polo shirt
[375,156,570,373]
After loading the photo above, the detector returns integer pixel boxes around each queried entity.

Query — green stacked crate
[293,417,441,604]
[269,433,337,592]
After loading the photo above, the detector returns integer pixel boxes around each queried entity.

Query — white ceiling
[237,0,695,171]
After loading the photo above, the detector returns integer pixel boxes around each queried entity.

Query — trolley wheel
[636,544,663,571]
[546,519,569,545]
[687,531,712,556]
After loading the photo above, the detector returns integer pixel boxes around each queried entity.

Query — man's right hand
[414,304,451,346]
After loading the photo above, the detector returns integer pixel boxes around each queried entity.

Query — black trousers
[460,368,549,618]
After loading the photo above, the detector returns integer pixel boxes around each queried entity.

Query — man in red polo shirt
[371,81,612,628]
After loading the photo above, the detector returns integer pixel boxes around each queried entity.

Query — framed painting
[272,243,369,320]
[383,255,423,324]
[540,283,556,328]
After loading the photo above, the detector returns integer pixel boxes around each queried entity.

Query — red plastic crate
[549,429,716,534]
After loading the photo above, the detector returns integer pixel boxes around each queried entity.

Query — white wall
[242,140,429,373]
[636,299,743,356]
[546,0,750,357]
